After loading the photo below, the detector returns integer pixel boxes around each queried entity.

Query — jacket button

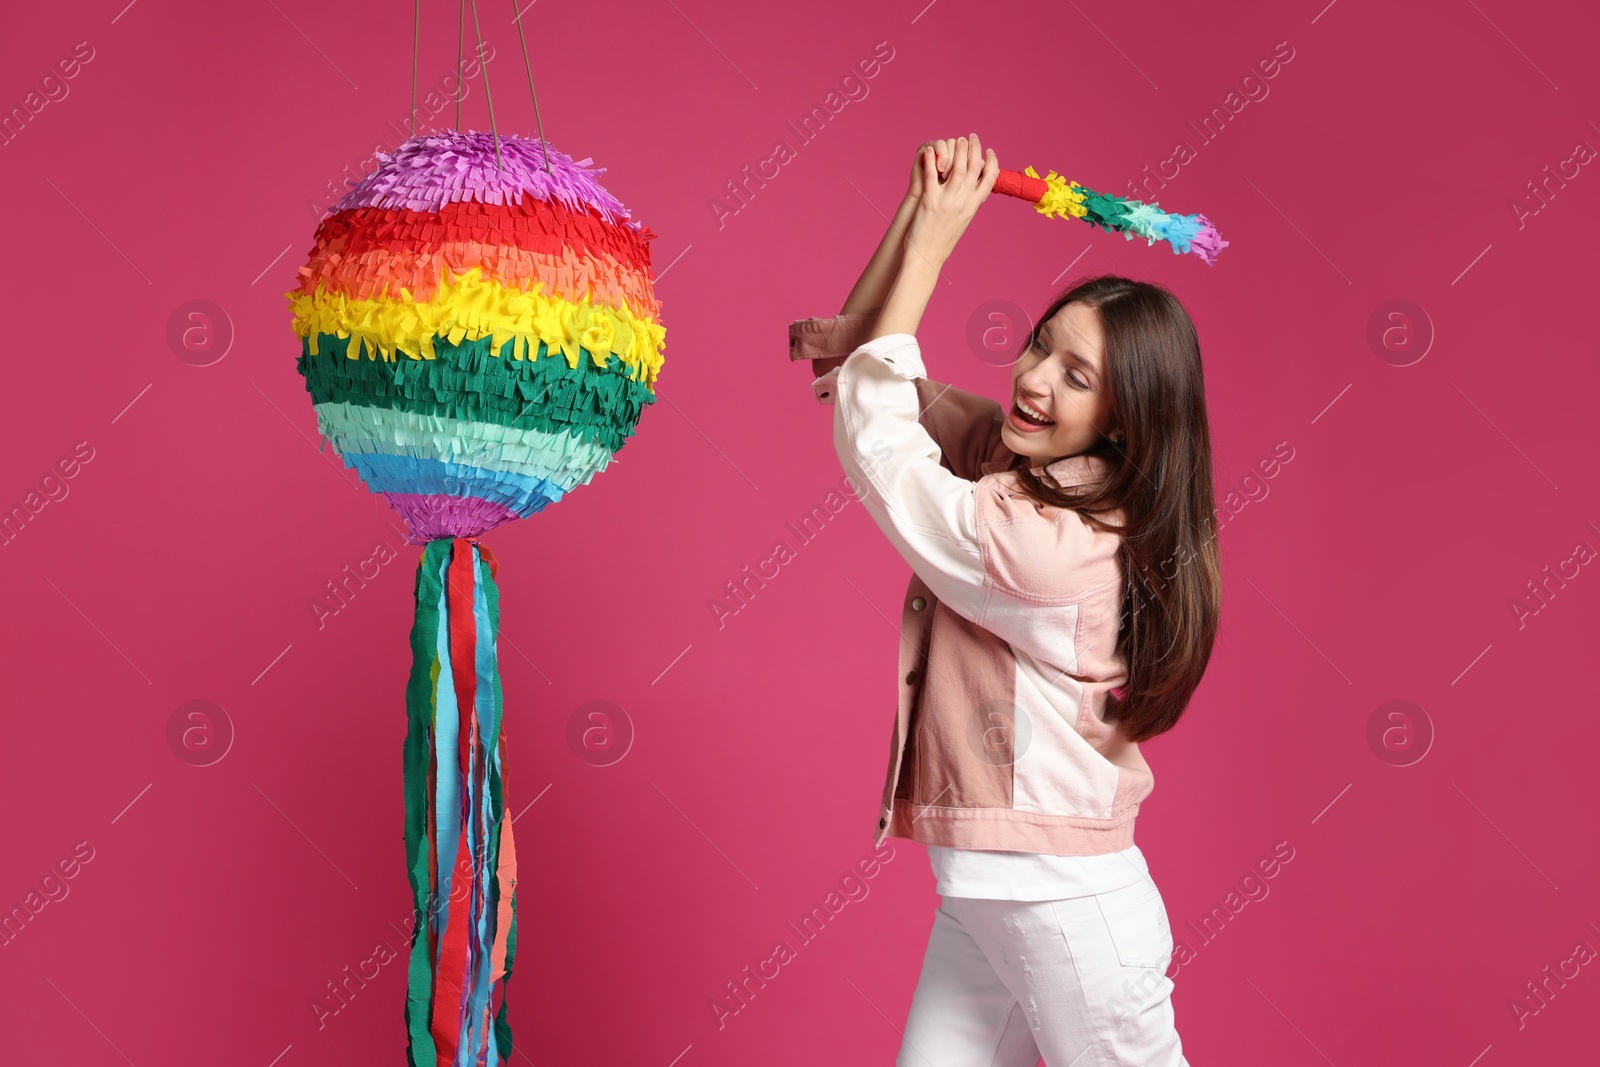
[878,817,887,828]
[905,670,918,685]
[911,596,926,610]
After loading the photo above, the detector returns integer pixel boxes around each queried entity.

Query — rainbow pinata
[286,129,665,543]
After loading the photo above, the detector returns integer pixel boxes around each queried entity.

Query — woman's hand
[904,133,999,266]
[904,137,959,204]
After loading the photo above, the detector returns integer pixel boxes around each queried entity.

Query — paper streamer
[404,538,518,1066]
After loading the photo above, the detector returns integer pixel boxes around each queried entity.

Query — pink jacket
[789,312,1154,855]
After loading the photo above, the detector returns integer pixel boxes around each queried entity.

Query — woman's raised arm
[839,138,962,317]
[872,134,998,341]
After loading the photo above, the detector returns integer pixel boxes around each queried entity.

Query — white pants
[896,881,1188,1067]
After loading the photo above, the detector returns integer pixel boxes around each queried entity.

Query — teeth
[1017,398,1054,424]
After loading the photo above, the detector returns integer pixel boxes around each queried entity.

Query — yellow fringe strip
[285,264,666,387]
[1025,165,1089,221]
[296,239,663,321]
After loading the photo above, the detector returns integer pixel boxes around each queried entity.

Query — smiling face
[999,300,1116,467]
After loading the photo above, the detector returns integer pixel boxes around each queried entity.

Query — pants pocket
[1094,879,1172,970]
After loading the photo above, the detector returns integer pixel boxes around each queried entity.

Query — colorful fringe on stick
[285,129,664,1063]
[994,166,1228,265]
[404,538,517,1066]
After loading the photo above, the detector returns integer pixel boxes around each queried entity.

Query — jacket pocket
[1094,879,1172,970]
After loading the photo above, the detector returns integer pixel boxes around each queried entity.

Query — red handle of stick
[993,168,1046,203]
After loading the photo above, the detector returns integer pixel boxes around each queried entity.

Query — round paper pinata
[284,128,664,1066]
[288,128,665,543]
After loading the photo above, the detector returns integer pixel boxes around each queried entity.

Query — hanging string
[468,0,502,169]
[409,0,420,137]
[454,0,465,131]
[511,0,551,174]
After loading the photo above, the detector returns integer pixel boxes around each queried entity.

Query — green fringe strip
[297,332,656,456]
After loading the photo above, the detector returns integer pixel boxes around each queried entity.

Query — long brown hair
[1010,274,1221,742]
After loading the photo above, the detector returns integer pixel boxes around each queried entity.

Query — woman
[787,134,1220,1066]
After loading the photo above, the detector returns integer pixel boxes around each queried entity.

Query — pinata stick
[993,165,1228,265]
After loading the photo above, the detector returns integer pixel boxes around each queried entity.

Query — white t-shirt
[925,842,1150,901]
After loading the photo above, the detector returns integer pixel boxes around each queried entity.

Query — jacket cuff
[811,333,923,405]
[788,310,882,362]
[811,365,842,405]
[851,333,927,380]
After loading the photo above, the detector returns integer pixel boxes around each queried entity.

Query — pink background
[3,0,1598,1063]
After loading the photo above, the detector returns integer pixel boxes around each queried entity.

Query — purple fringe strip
[385,493,523,543]
[334,129,643,231]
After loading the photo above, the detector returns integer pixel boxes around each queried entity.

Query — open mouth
[1009,399,1055,430]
